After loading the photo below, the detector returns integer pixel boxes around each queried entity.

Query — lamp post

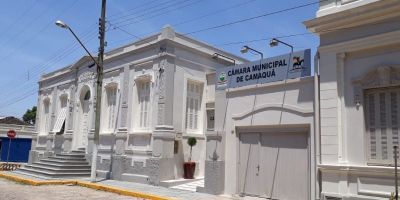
[212,53,236,65]
[55,20,99,67]
[55,0,106,183]
[269,38,294,125]
[240,45,263,127]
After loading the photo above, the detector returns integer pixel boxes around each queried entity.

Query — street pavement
[0,178,142,200]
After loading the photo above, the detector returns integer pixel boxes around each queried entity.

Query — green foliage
[390,192,395,200]
[22,106,37,125]
[187,137,197,162]
[187,137,197,147]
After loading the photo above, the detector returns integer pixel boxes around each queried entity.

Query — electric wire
[0,0,80,64]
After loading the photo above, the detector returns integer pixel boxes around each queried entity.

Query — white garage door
[239,132,309,200]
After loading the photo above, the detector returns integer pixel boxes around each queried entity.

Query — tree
[23,106,37,125]
[187,137,197,162]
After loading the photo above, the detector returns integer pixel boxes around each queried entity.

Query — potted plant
[183,137,197,179]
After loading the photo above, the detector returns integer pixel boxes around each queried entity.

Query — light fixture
[240,45,263,60]
[212,53,219,60]
[269,38,293,53]
[55,20,68,29]
[240,46,249,54]
[212,53,236,65]
[269,38,279,47]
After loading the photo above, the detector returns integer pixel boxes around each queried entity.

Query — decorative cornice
[305,0,400,33]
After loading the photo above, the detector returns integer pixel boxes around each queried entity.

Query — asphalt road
[0,178,144,200]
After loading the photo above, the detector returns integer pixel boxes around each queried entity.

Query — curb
[0,173,175,200]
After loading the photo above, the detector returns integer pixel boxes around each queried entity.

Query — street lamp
[240,45,263,60]
[269,38,293,53]
[269,38,294,125]
[55,20,99,67]
[240,45,263,127]
[212,53,236,65]
[56,0,106,183]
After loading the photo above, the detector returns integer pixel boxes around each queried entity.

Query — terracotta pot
[183,162,196,179]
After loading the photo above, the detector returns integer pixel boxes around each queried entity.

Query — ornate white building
[305,0,400,199]
[29,26,246,184]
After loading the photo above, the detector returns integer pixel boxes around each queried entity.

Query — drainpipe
[314,51,321,199]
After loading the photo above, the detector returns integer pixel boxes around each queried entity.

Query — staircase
[16,150,91,179]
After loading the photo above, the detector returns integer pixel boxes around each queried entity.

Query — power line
[0,0,53,48]
[0,28,97,93]
[0,0,80,64]
[108,0,173,21]
[111,0,204,27]
[183,0,322,35]
[112,0,259,39]
[0,0,39,42]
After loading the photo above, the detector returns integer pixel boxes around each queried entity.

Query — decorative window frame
[133,74,153,132]
[353,65,400,165]
[101,82,119,134]
[41,96,51,135]
[184,78,205,134]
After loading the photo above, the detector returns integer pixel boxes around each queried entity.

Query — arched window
[84,90,91,101]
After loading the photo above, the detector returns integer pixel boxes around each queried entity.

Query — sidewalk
[0,171,233,200]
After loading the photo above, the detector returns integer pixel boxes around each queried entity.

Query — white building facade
[305,0,400,199]
[30,26,247,184]
[202,51,318,199]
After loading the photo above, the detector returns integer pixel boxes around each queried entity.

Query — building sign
[216,49,311,90]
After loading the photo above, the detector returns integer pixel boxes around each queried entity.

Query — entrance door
[238,133,260,196]
[259,132,308,200]
[239,132,309,199]
[80,99,90,148]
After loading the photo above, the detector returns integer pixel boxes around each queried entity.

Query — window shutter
[138,81,150,129]
[365,87,400,165]
[379,93,388,160]
[391,91,400,160]
[367,93,377,160]
[185,81,202,131]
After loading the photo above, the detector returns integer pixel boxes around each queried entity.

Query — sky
[0,0,319,118]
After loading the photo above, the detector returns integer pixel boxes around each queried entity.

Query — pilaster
[337,52,348,163]
[153,33,176,158]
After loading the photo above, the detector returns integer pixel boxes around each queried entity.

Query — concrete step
[170,178,205,192]
[24,164,90,173]
[55,153,86,158]
[71,150,86,154]
[17,167,90,178]
[47,156,87,161]
[121,173,149,184]
[40,159,89,165]
[34,161,90,169]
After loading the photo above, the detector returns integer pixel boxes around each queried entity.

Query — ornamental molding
[232,103,314,120]
[78,71,96,84]
[352,65,400,89]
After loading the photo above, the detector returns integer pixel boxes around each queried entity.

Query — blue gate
[0,137,32,162]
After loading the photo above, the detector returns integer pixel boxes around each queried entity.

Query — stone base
[203,160,225,195]
[28,150,40,164]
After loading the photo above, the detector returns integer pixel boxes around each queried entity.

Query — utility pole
[91,0,106,182]
[395,145,398,200]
